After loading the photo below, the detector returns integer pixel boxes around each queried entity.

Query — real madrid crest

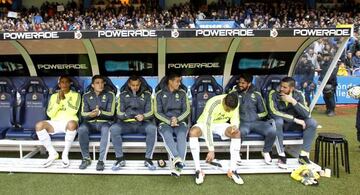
[90,96,93,100]
[175,93,179,99]
[251,93,256,101]
[0,94,5,101]
[32,94,38,100]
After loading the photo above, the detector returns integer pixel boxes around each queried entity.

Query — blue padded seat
[88,132,148,142]
[5,128,35,140]
[6,77,48,140]
[200,131,303,142]
[191,75,223,124]
[0,78,16,139]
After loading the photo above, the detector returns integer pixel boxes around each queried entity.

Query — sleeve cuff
[208,146,215,151]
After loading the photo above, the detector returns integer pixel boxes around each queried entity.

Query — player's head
[128,75,141,93]
[280,77,295,95]
[223,93,238,112]
[167,73,181,91]
[58,76,71,92]
[91,75,105,93]
[238,73,253,92]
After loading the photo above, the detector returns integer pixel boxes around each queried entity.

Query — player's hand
[205,151,215,162]
[230,125,238,135]
[294,118,306,129]
[280,93,297,105]
[59,90,65,100]
[135,114,144,122]
[89,110,97,118]
[56,90,65,104]
[170,116,179,127]
[89,105,100,118]
[303,82,308,88]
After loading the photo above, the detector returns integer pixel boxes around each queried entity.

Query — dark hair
[129,75,140,81]
[58,76,71,83]
[224,93,238,110]
[281,77,295,88]
[91,75,104,84]
[167,73,181,83]
[239,73,253,83]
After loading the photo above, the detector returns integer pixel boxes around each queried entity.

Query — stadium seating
[353,68,360,77]
[6,77,48,140]
[191,75,223,124]
[0,75,305,162]
[0,78,16,139]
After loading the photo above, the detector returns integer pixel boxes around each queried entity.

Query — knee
[306,118,318,130]
[226,126,240,138]
[145,124,157,135]
[274,118,284,126]
[101,124,110,134]
[77,124,89,135]
[35,121,45,131]
[66,120,78,131]
[267,126,277,137]
[189,126,202,137]
[110,124,122,136]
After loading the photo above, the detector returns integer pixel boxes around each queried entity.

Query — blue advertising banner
[315,76,360,104]
[195,20,238,28]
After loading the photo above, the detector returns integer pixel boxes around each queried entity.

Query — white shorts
[45,120,74,135]
[193,123,232,140]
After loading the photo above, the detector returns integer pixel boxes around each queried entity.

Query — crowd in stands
[0,1,359,31]
[296,35,360,77]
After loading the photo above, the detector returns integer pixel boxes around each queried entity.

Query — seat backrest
[353,68,360,77]
[155,76,187,92]
[50,77,83,94]
[17,77,48,130]
[224,75,240,93]
[191,75,223,123]
[120,76,152,93]
[0,77,16,129]
[258,75,286,99]
[85,76,117,94]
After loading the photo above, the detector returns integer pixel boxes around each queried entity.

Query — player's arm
[202,100,219,152]
[66,92,81,116]
[255,91,268,119]
[292,91,310,119]
[268,90,295,122]
[177,90,190,123]
[98,91,116,120]
[154,90,171,125]
[46,93,63,118]
[116,93,132,120]
[81,93,94,120]
[143,91,154,120]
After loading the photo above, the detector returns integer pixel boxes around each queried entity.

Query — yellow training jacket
[197,94,240,151]
[46,90,81,122]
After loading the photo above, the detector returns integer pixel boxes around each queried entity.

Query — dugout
[0,28,352,174]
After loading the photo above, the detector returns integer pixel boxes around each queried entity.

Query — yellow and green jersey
[47,90,81,122]
[197,94,240,151]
